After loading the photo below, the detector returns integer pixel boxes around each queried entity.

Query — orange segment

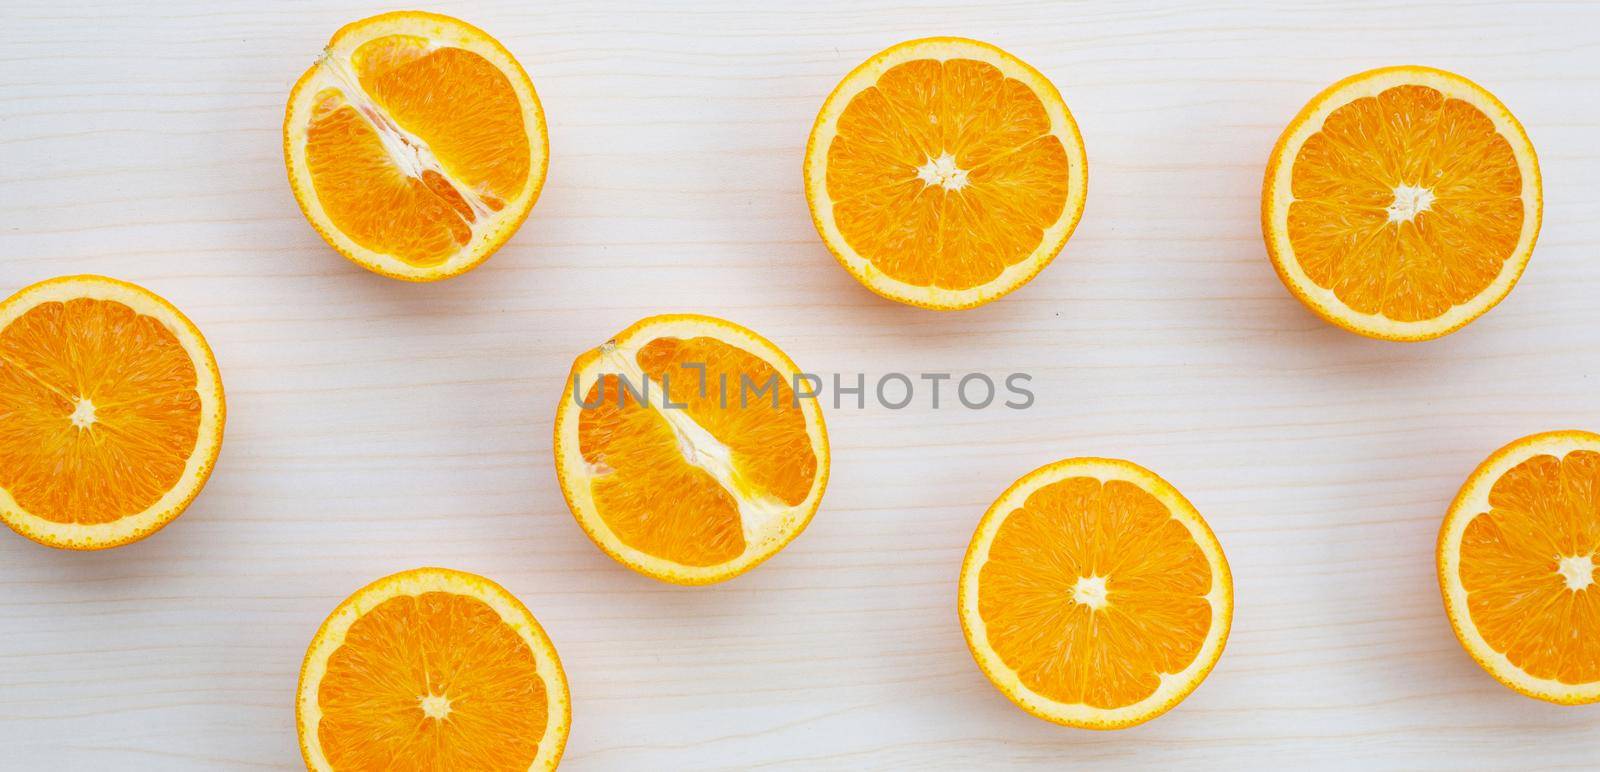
[305,91,474,266]
[353,40,530,208]
[0,276,224,550]
[1440,431,1600,704]
[942,135,1071,289]
[555,315,830,585]
[959,458,1231,729]
[806,38,1088,309]
[577,374,746,567]
[298,568,570,771]
[1263,66,1541,340]
[285,12,548,281]
[634,336,817,507]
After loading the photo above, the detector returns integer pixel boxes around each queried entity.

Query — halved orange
[0,275,224,549]
[804,38,1088,310]
[959,458,1232,728]
[554,315,829,584]
[1263,66,1541,340]
[297,567,570,770]
[285,11,548,281]
[1439,431,1600,705]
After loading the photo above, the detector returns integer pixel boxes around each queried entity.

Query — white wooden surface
[2,1,1598,769]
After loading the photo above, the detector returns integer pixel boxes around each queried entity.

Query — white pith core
[314,49,496,222]
[1558,554,1595,592]
[916,152,969,191]
[1073,575,1110,611]
[69,397,96,429]
[593,343,792,544]
[1386,183,1435,224]
[418,693,452,720]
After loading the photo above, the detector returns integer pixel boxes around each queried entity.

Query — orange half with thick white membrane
[284,12,548,281]
[1263,66,1541,340]
[0,275,224,549]
[959,458,1232,729]
[804,38,1088,309]
[297,567,570,770]
[1439,431,1600,705]
[554,315,829,585]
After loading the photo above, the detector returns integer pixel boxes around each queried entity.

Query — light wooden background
[3,1,1598,769]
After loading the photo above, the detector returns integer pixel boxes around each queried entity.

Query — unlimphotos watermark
[574,364,1034,411]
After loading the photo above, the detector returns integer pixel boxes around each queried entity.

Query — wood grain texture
[2,0,1598,768]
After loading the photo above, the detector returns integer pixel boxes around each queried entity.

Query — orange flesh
[827,58,1070,290]
[304,35,528,266]
[978,477,1213,708]
[317,591,548,771]
[1460,451,1600,683]
[1288,84,1524,321]
[575,336,817,566]
[577,374,746,566]
[0,299,200,524]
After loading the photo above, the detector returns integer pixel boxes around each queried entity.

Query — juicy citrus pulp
[1263,66,1541,340]
[297,568,570,771]
[959,458,1232,728]
[285,11,548,280]
[554,315,829,584]
[1439,431,1600,704]
[805,37,1088,309]
[0,276,224,549]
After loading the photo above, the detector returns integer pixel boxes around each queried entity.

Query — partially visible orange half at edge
[1439,431,1600,705]
[297,567,571,770]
